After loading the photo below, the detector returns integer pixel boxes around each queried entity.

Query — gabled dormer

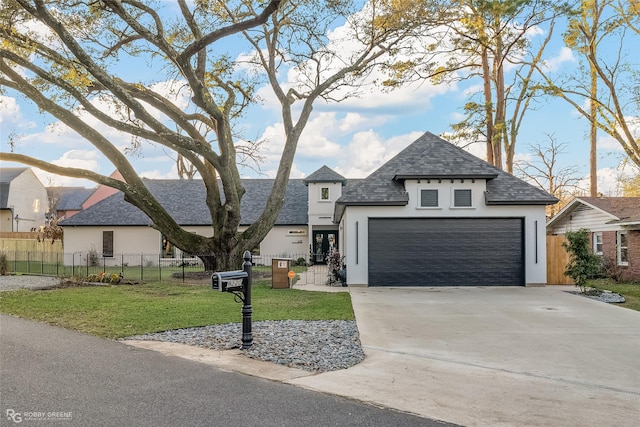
[304,166,347,223]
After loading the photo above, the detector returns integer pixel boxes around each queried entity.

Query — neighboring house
[334,132,557,287]
[547,197,640,281]
[0,168,48,232]
[48,187,95,219]
[60,132,557,286]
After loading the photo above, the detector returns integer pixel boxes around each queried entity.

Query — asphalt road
[0,315,455,427]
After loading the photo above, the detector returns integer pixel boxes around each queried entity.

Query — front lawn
[587,279,640,312]
[0,282,354,339]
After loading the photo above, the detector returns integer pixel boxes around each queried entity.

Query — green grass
[587,278,640,312]
[0,281,354,339]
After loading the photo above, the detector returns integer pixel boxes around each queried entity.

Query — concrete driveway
[289,286,640,427]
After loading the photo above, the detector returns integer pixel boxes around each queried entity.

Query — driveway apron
[289,286,640,427]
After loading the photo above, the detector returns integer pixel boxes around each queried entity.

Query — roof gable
[60,179,308,227]
[1,168,43,209]
[548,197,640,228]
[336,132,558,211]
[0,167,29,184]
[303,165,347,185]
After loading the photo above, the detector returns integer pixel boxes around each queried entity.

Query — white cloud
[335,130,423,178]
[542,47,575,72]
[29,150,101,187]
[439,130,487,161]
[139,165,180,180]
[576,167,626,196]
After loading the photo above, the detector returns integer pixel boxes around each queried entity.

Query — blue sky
[0,2,637,196]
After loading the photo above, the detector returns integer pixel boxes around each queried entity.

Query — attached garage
[368,218,524,286]
[335,132,558,287]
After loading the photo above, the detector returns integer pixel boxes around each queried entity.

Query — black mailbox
[212,270,247,292]
[209,251,254,349]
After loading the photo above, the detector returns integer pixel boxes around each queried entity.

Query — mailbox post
[211,251,253,349]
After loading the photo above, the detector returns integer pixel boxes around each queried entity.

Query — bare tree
[514,134,583,216]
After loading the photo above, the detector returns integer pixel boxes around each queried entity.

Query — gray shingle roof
[60,179,308,227]
[1,168,28,209]
[303,165,347,185]
[53,187,95,211]
[0,168,28,184]
[336,132,557,213]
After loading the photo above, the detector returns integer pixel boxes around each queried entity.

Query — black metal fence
[0,250,313,283]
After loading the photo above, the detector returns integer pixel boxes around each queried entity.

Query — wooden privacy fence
[0,233,63,263]
[546,235,574,285]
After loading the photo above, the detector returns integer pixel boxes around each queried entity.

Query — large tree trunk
[589,61,598,197]
[481,48,495,166]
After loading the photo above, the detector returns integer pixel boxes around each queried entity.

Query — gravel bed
[0,275,62,291]
[124,320,365,372]
[568,289,626,303]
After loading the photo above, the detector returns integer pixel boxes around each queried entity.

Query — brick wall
[627,231,640,281]
[600,230,640,282]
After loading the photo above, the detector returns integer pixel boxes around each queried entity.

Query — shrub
[0,250,7,275]
[562,229,601,292]
[600,256,624,282]
[293,257,307,267]
[87,247,100,267]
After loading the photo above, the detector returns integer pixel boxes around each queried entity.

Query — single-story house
[60,178,329,266]
[0,167,48,232]
[334,132,557,287]
[547,197,640,281]
[61,131,557,286]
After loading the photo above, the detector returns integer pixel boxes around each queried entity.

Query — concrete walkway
[128,285,640,426]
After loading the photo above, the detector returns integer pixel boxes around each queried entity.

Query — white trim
[319,186,330,201]
[617,231,629,266]
[417,188,440,209]
[593,232,603,255]
[450,188,474,209]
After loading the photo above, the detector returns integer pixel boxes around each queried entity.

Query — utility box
[272,258,292,289]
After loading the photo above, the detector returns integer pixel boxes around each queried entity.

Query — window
[617,231,628,266]
[102,231,114,257]
[453,189,472,207]
[320,187,330,201]
[593,232,603,255]
[420,189,439,207]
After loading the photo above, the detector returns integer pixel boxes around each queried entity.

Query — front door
[312,230,337,264]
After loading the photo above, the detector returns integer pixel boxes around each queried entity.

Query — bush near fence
[1,251,312,283]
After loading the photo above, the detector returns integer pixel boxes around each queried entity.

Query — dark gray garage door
[368,218,524,286]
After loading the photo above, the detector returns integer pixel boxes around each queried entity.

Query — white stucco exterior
[62,225,215,265]
[248,225,309,264]
[1,169,48,232]
[339,179,548,287]
[62,223,310,267]
[307,181,342,233]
